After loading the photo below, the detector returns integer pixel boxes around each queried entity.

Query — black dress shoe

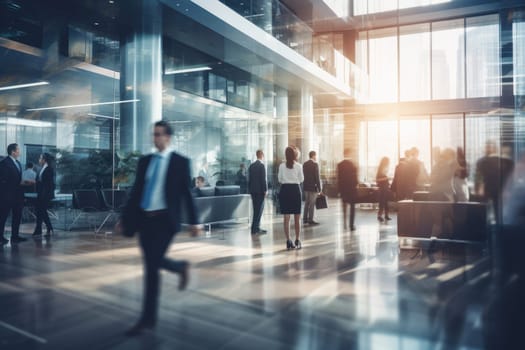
[125,322,155,336]
[385,216,392,221]
[1,237,8,245]
[178,262,189,291]
[32,231,43,237]
[45,229,54,238]
[350,226,356,231]
[10,236,27,243]
[257,229,267,235]
[308,221,320,225]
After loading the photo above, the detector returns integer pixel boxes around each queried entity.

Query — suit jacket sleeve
[261,163,267,192]
[180,157,199,225]
[41,167,55,200]
[337,162,342,193]
[0,160,6,189]
[121,156,148,236]
[315,163,321,192]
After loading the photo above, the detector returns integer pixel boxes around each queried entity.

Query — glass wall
[513,16,525,96]
[466,14,501,98]
[162,36,279,188]
[220,0,313,60]
[356,13,501,103]
[163,37,275,114]
[358,113,481,184]
[0,1,121,194]
[1,0,285,200]
[354,0,452,16]
[399,23,431,101]
[359,118,398,182]
[399,116,431,172]
[313,112,345,186]
[431,19,465,99]
[368,27,398,103]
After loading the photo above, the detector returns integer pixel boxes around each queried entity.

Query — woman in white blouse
[278,146,304,249]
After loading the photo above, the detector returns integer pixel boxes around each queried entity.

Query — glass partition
[363,118,399,182]
[514,16,525,96]
[399,116,431,173]
[431,19,465,100]
[466,14,501,98]
[220,0,313,60]
[368,27,398,103]
[354,0,452,16]
[400,23,431,101]
[0,12,121,195]
[431,114,464,166]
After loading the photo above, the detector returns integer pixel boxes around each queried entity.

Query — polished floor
[0,199,511,349]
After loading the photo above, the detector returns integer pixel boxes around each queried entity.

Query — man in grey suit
[303,151,322,225]
[248,149,267,235]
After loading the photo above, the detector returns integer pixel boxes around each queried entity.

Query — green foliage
[114,151,142,185]
[55,149,142,193]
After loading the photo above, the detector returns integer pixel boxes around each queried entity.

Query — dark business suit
[303,159,321,223]
[391,158,419,200]
[476,155,515,223]
[0,156,24,241]
[248,159,267,234]
[34,166,55,235]
[121,151,198,325]
[337,159,358,228]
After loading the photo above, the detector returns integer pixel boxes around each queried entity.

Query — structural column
[120,0,163,153]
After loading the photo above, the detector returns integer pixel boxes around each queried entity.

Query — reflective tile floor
[0,199,509,349]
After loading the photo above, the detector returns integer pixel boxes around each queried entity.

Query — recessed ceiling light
[109,0,114,3]
[164,66,212,75]
[94,22,100,26]
[0,81,49,91]
[0,118,53,128]
[26,99,140,112]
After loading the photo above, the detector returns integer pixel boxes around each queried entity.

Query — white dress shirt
[142,148,172,211]
[22,168,36,182]
[278,162,304,184]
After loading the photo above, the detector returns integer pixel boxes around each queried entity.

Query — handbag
[315,194,328,209]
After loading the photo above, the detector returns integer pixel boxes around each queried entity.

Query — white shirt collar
[155,147,172,159]
[9,155,18,163]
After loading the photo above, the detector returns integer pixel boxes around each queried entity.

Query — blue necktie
[141,154,161,210]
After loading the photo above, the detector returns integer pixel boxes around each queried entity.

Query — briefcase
[315,194,328,209]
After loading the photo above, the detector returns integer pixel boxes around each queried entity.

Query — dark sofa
[183,185,251,231]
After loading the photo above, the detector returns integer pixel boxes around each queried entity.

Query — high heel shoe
[286,239,295,250]
[295,239,302,249]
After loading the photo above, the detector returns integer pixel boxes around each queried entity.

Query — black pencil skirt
[279,183,301,214]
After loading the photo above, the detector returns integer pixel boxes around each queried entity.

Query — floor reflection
[0,199,498,349]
